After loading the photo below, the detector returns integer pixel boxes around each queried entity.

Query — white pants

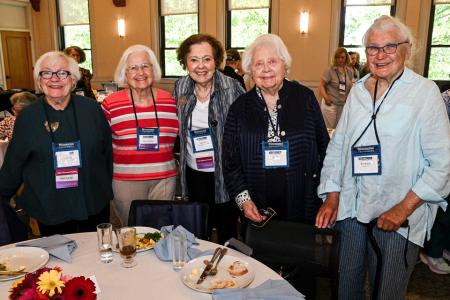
[320,98,344,129]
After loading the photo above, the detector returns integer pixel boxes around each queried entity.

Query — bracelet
[235,190,251,211]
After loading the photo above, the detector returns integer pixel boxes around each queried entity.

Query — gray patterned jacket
[173,71,245,204]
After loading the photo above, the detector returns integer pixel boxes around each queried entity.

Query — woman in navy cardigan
[223,34,329,225]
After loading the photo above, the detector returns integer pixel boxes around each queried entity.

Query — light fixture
[117,18,125,38]
[299,11,309,34]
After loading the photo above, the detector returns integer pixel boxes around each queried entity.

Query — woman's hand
[377,191,423,231]
[315,192,340,228]
[242,200,266,222]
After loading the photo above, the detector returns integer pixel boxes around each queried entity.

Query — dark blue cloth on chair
[128,200,209,240]
[0,200,28,245]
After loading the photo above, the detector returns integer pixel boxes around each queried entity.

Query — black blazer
[222,80,329,224]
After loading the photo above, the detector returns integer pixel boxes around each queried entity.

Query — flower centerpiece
[9,267,96,300]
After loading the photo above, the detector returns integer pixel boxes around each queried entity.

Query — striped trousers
[336,218,419,300]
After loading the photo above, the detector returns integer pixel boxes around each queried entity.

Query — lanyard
[256,87,279,140]
[335,68,347,84]
[130,88,159,129]
[351,71,404,148]
[42,97,80,143]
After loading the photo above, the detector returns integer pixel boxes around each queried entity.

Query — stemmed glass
[118,227,137,268]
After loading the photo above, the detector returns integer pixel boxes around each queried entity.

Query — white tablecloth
[0,232,281,299]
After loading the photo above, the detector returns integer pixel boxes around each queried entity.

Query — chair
[245,220,341,299]
[128,200,209,239]
[0,199,28,246]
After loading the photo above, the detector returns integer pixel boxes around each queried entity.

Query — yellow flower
[37,269,65,297]
[11,277,25,289]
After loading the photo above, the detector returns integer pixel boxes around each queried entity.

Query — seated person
[0,92,37,140]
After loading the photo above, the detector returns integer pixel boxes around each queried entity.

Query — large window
[339,0,396,63]
[160,0,198,77]
[57,0,92,72]
[226,0,270,50]
[425,0,450,80]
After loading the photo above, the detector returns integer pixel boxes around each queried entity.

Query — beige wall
[2,0,435,94]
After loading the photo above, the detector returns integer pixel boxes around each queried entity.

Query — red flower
[61,277,96,300]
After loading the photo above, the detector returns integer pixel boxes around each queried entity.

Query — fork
[209,248,227,276]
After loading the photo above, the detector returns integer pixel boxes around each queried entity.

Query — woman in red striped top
[102,45,179,226]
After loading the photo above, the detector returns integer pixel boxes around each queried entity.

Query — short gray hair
[363,15,413,46]
[33,51,81,92]
[114,44,162,87]
[10,91,37,108]
[242,34,292,76]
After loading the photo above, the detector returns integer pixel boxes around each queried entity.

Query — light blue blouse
[318,67,450,246]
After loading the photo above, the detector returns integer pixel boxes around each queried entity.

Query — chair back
[0,200,28,246]
[128,200,209,239]
[245,220,340,299]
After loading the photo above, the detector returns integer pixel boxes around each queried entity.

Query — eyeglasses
[39,70,71,80]
[187,56,214,65]
[250,207,277,228]
[365,41,409,56]
[127,63,152,74]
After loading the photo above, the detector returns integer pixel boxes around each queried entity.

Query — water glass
[96,223,113,263]
[171,231,187,270]
[118,227,137,268]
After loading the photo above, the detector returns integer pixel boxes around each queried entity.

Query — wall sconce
[299,11,309,34]
[117,18,125,38]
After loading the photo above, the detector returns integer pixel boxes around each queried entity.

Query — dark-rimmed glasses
[365,41,409,56]
[251,207,277,228]
[39,70,71,80]
[127,63,152,75]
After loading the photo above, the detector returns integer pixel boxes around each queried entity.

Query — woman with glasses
[173,34,245,244]
[223,34,329,228]
[0,51,113,235]
[101,45,178,227]
[316,16,450,299]
[319,47,353,129]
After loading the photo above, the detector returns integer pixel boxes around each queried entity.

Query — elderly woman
[0,51,113,235]
[102,45,178,226]
[64,46,95,99]
[223,34,329,227]
[0,92,37,140]
[174,34,245,243]
[319,47,353,129]
[316,16,450,299]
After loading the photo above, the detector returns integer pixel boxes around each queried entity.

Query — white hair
[363,15,413,46]
[114,44,162,87]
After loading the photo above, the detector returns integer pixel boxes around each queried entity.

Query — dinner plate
[112,226,161,253]
[180,254,255,293]
[0,247,49,282]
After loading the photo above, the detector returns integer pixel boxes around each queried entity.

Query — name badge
[52,141,82,169]
[351,144,382,176]
[339,83,346,95]
[262,141,289,169]
[55,168,79,189]
[137,128,160,151]
[190,128,214,153]
[195,154,214,170]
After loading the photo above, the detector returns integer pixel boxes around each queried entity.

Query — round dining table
[0,232,281,299]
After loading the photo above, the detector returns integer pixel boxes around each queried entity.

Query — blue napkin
[154,225,203,261]
[16,234,77,263]
[212,279,305,300]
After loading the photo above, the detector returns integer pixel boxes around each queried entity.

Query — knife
[196,247,221,284]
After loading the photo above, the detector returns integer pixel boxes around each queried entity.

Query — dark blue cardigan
[222,80,329,224]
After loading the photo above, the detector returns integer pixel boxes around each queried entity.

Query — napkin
[154,225,201,261]
[16,234,77,263]
[212,279,305,300]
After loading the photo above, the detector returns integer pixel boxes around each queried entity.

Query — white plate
[180,255,255,293]
[0,247,49,282]
[112,226,161,253]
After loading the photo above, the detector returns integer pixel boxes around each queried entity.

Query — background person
[0,92,37,140]
[64,46,95,99]
[316,16,450,299]
[348,51,360,82]
[222,48,245,89]
[319,47,353,129]
[0,51,113,236]
[102,45,178,227]
[174,34,245,244]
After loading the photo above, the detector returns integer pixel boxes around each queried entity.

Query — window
[226,0,271,50]
[160,0,198,77]
[425,0,450,80]
[57,0,92,72]
[339,0,396,63]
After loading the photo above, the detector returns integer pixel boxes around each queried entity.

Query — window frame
[159,0,199,78]
[225,0,272,51]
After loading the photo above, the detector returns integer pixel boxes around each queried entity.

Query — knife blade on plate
[196,247,222,284]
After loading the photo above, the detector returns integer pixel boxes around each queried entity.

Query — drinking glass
[171,231,187,270]
[96,223,113,263]
[118,227,137,268]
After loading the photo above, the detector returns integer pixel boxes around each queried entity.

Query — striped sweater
[102,88,178,181]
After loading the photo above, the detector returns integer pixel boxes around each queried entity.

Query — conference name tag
[52,141,82,169]
[262,141,290,169]
[190,128,214,153]
[137,127,160,151]
[351,144,382,176]
[55,168,79,189]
